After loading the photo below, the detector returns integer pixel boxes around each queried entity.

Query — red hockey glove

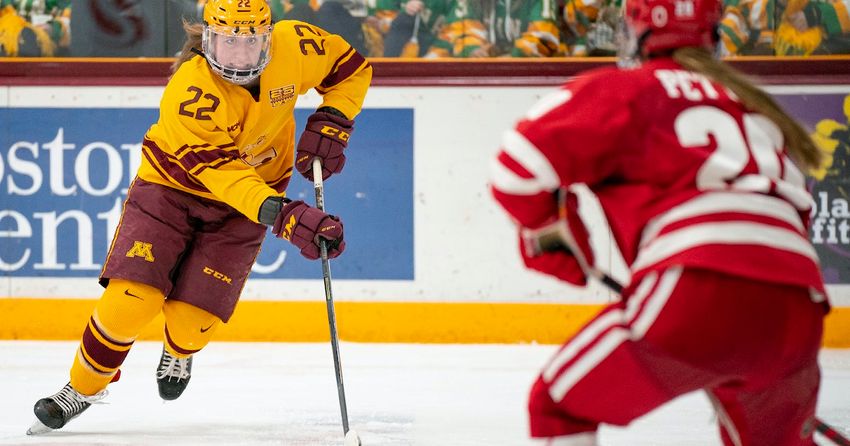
[520,243,589,285]
[295,111,354,181]
[272,200,345,260]
[519,191,595,286]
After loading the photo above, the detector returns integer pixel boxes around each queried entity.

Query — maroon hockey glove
[272,200,345,260]
[295,111,354,181]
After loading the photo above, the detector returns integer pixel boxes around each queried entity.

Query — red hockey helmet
[621,0,721,59]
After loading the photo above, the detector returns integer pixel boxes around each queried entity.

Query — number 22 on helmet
[202,0,274,85]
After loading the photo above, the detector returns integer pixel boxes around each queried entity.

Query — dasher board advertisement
[0,107,414,280]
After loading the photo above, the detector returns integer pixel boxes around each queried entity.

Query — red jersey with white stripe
[491,57,827,298]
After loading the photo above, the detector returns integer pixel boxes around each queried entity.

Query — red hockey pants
[529,266,826,446]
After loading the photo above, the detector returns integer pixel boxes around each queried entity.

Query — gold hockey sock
[162,299,221,358]
[70,279,165,395]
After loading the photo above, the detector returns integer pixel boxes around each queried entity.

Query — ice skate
[157,348,193,401]
[27,383,107,435]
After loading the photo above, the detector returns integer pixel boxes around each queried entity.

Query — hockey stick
[818,423,850,446]
[312,158,361,446]
[524,193,849,445]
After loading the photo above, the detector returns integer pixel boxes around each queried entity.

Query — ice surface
[0,341,847,445]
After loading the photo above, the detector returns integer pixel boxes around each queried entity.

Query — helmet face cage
[201,0,273,85]
[615,15,641,68]
[202,25,272,85]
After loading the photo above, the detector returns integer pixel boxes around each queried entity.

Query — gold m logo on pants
[125,241,155,262]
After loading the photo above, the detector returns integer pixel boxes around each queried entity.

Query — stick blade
[344,429,362,446]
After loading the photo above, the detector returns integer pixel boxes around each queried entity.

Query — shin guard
[162,299,221,358]
[70,279,164,395]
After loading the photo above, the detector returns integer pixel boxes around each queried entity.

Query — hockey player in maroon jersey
[490,0,830,443]
[27,0,369,435]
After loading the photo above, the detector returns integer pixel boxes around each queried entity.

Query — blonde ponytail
[171,21,205,74]
[672,46,823,173]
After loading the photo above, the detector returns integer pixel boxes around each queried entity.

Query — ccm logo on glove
[272,199,345,260]
[295,111,355,181]
[320,125,350,141]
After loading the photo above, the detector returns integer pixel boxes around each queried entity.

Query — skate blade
[26,418,53,435]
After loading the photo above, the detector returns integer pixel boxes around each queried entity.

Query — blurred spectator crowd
[0,0,71,56]
[0,0,848,58]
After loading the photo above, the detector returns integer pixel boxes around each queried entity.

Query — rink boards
[1,85,849,346]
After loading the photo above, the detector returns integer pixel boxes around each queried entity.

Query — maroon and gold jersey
[139,20,372,223]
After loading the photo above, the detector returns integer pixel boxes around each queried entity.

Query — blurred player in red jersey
[28,0,371,435]
[490,0,829,443]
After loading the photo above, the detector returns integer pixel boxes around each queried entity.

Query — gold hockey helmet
[202,0,273,85]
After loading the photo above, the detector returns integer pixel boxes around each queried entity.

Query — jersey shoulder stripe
[321,48,368,89]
